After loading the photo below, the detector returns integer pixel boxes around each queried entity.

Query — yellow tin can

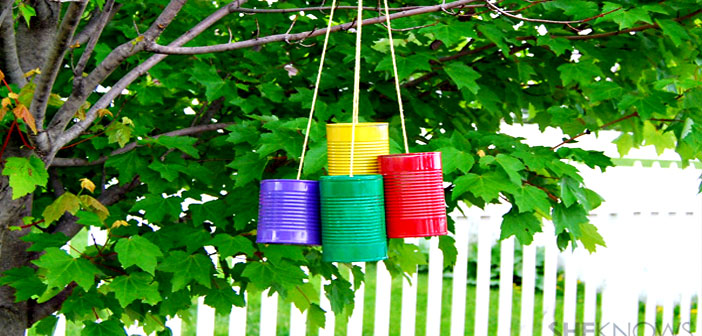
[326,122,389,175]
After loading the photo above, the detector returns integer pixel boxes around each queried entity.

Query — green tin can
[319,175,388,262]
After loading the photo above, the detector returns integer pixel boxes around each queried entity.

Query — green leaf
[578,222,606,253]
[226,122,260,145]
[81,319,126,336]
[0,266,47,301]
[190,62,225,101]
[302,141,328,176]
[477,24,510,57]
[419,22,476,46]
[129,194,182,223]
[642,124,675,156]
[32,247,102,291]
[444,63,481,94]
[241,262,275,291]
[557,62,602,87]
[307,304,327,331]
[42,192,81,225]
[513,185,551,214]
[114,236,163,275]
[1,156,48,199]
[21,232,70,252]
[437,147,474,174]
[552,203,587,237]
[260,244,306,264]
[108,272,162,306]
[438,235,458,269]
[227,152,268,187]
[18,2,36,27]
[560,175,586,208]
[635,95,667,120]
[548,0,598,19]
[536,36,571,56]
[76,210,104,227]
[376,54,433,80]
[148,160,185,182]
[209,234,254,257]
[324,278,354,315]
[105,151,146,185]
[386,239,427,275]
[656,19,690,47]
[495,153,525,185]
[154,136,200,159]
[500,210,543,245]
[33,315,58,336]
[586,81,623,102]
[452,171,516,202]
[105,122,132,148]
[288,282,318,312]
[204,279,244,314]
[158,251,213,291]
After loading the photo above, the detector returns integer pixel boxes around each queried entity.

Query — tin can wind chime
[319,0,388,262]
[377,0,447,238]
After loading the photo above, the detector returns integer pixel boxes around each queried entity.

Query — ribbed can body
[319,175,388,262]
[257,179,321,245]
[379,152,448,238]
[326,123,390,176]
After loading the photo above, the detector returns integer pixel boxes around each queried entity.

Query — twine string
[383,0,410,154]
[297,0,338,180]
[349,0,363,177]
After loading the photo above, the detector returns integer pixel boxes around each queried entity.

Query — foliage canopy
[0,0,701,334]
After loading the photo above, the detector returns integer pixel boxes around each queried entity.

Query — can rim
[261,179,319,184]
[319,174,382,181]
[379,151,440,159]
[326,122,389,128]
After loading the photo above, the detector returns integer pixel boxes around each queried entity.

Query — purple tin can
[256,179,321,245]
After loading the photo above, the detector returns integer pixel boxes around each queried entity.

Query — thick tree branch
[46,0,188,156]
[51,122,232,167]
[0,5,27,87]
[54,0,249,152]
[145,0,480,54]
[30,0,89,132]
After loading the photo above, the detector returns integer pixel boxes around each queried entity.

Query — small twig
[551,112,638,150]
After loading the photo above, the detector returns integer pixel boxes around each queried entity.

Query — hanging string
[349,0,363,177]
[296,0,338,180]
[382,0,410,154]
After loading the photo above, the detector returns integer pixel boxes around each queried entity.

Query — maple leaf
[12,103,37,134]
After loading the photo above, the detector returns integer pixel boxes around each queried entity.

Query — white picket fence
[45,158,702,336]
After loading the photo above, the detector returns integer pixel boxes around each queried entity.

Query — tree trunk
[0,144,35,335]
[15,0,60,72]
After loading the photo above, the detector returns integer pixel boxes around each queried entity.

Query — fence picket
[450,223,469,336]
[228,303,247,336]
[643,292,656,336]
[374,260,392,336]
[401,239,419,336]
[496,237,515,336]
[661,295,674,336]
[166,316,182,336]
[680,293,691,336]
[425,236,444,335]
[519,243,536,336]
[347,263,365,336]
[290,303,306,336]
[196,296,215,336]
[53,315,66,336]
[697,293,702,336]
[319,277,335,336]
[259,290,278,336]
[474,214,493,336]
[562,252,578,333]
[541,222,558,336]
[582,274,597,330]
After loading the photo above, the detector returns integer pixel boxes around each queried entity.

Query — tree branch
[0,3,27,87]
[30,0,89,133]
[145,0,480,55]
[26,283,76,327]
[73,0,117,80]
[46,0,188,156]
[54,0,250,152]
[51,122,232,167]
[71,3,122,48]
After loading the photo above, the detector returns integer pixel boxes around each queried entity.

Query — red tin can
[378,152,447,238]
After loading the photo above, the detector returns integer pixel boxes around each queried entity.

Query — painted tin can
[326,122,390,176]
[256,179,321,245]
